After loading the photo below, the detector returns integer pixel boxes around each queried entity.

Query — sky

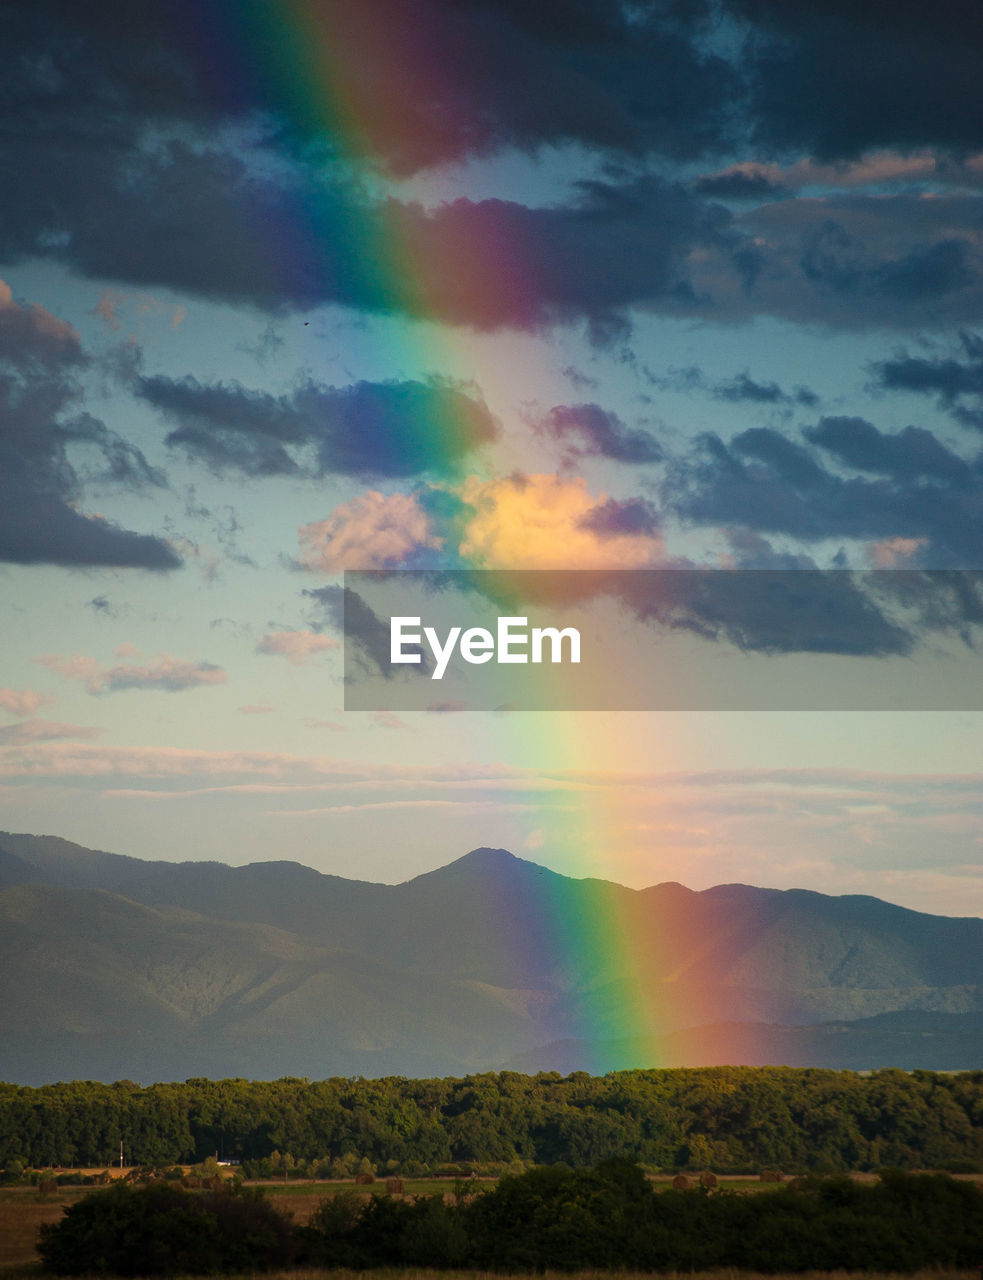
[4,0,983,915]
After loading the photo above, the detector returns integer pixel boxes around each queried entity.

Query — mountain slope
[0,878,555,1083]
[1,833,981,1082]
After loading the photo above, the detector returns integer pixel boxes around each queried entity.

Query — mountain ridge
[1,830,981,1083]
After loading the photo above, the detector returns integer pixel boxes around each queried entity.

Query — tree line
[3,1066,982,1174]
[39,1163,983,1274]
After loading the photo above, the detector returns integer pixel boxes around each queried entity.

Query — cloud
[865,538,927,569]
[872,333,983,428]
[692,166,789,201]
[578,497,661,537]
[237,704,275,715]
[804,416,972,483]
[0,1,737,189]
[1,60,730,334]
[650,365,818,409]
[369,710,412,731]
[37,652,227,695]
[713,197,983,330]
[714,372,814,406]
[390,177,729,337]
[721,530,817,570]
[255,630,339,665]
[300,473,669,574]
[535,404,663,464]
[0,719,103,745]
[664,422,983,565]
[299,491,442,572]
[7,0,983,345]
[138,374,497,479]
[0,688,50,718]
[625,570,915,658]
[0,279,81,358]
[0,742,544,787]
[0,279,180,570]
[458,473,667,569]
[304,584,432,680]
[731,0,983,160]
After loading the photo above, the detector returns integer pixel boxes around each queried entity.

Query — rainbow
[171,0,772,1072]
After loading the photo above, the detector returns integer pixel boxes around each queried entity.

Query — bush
[38,1181,293,1275]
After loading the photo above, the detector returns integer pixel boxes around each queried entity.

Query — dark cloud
[138,374,497,479]
[805,416,972,484]
[702,198,983,331]
[691,169,789,201]
[536,403,663,464]
[722,529,817,569]
[304,584,432,679]
[579,497,661,536]
[387,177,730,334]
[873,240,976,302]
[562,365,599,391]
[714,373,788,405]
[0,0,738,179]
[0,285,179,570]
[873,333,983,429]
[650,365,818,409]
[5,1,983,341]
[798,222,976,303]
[22,0,975,180]
[664,422,983,566]
[349,566,925,660]
[629,569,913,657]
[0,21,734,334]
[731,0,983,159]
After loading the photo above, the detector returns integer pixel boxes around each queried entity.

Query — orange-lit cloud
[299,490,440,571]
[256,630,339,664]
[458,473,665,568]
[0,687,51,718]
[865,537,925,568]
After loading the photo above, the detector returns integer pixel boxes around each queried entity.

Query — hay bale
[385,1177,404,1194]
[760,1169,784,1182]
[354,1172,375,1185]
[38,1179,58,1196]
[671,1174,692,1190]
[699,1170,717,1188]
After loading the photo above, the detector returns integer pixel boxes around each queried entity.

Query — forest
[3,1066,983,1174]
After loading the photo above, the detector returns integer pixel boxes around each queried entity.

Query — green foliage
[37,1181,293,1275]
[291,1163,983,1273]
[4,1066,983,1175]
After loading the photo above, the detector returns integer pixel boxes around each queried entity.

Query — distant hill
[1,832,981,1083]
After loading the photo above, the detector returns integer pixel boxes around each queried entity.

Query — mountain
[504,1011,983,1074]
[1,832,981,1083]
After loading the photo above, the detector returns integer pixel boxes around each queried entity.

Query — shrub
[38,1181,293,1275]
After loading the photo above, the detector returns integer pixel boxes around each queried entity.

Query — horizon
[6,830,982,921]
